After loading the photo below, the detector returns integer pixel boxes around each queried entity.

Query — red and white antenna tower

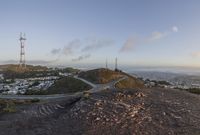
[19,33,26,68]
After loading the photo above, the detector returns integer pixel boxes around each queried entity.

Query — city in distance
[0,0,200,135]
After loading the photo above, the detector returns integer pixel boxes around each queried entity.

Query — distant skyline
[0,0,200,69]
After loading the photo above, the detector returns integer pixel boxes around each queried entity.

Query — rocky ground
[0,88,200,135]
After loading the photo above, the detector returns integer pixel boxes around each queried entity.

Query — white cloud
[172,26,178,32]
[50,39,81,56]
[81,38,114,52]
[120,33,166,52]
[62,39,81,56]
[191,52,200,57]
[120,37,136,52]
[120,26,179,52]
[148,31,167,41]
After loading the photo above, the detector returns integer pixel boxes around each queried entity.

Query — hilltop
[0,64,48,72]
[79,68,144,89]
[0,68,199,135]
[0,64,51,80]
[0,64,80,79]
[78,68,123,84]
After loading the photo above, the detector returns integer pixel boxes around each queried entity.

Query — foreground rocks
[0,88,200,135]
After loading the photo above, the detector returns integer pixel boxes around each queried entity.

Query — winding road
[74,75,127,93]
[0,75,128,100]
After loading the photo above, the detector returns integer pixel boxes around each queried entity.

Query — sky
[0,0,200,69]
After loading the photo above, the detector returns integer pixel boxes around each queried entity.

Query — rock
[163,112,166,116]
[135,92,146,98]
[96,117,100,121]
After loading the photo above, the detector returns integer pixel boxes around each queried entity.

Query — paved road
[74,75,97,88]
[0,94,75,100]
[75,75,128,93]
[0,76,128,100]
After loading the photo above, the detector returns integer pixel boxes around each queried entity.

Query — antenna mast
[19,33,26,68]
[106,59,108,69]
[115,57,118,71]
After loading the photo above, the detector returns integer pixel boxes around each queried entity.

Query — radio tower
[115,57,118,71]
[19,33,26,68]
[106,59,108,69]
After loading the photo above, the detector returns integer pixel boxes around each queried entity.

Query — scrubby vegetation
[60,67,79,73]
[30,98,40,103]
[79,68,123,84]
[83,91,92,100]
[0,64,48,73]
[186,88,200,94]
[3,70,59,79]
[0,99,40,113]
[115,77,144,89]
[2,101,16,113]
[149,80,171,86]
[1,64,56,79]
[175,87,200,95]
[0,64,79,79]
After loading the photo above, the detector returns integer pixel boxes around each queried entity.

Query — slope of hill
[78,68,125,84]
[0,64,48,72]
[0,69,199,135]
[25,77,92,95]
[115,77,144,89]
[79,68,145,89]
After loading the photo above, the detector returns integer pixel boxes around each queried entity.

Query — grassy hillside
[0,99,40,113]
[0,64,48,72]
[61,67,79,73]
[0,65,80,79]
[47,77,92,94]
[115,77,144,89]
[78,68,123,84]
[0,64,51,79]
[25,77,92,95]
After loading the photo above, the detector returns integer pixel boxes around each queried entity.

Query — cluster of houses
[144,78,200,90]
[0,74,60,95]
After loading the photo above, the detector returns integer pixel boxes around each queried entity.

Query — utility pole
[19,33,26,69]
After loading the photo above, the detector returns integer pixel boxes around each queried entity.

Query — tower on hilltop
[115,57,118,71]
[19,33,26,68]
[106,59,108,69]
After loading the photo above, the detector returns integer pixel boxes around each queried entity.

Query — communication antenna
[115,57,118,71]
[19,32,26,68]
[106,59,108,69]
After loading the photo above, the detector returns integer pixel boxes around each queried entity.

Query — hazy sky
[0,0,200,68]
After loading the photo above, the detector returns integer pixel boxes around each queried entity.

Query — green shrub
[83,91,91,100]
[187,88,200,94]
[30,98,40,103]
[3,102,16,113]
